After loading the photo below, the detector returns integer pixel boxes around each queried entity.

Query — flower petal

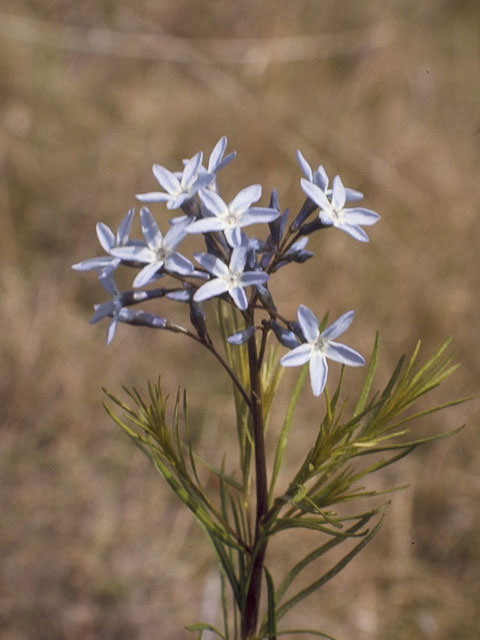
[72,256,118,271]
[335,222,370,242]
[344,188,363,202]
[152,164,181,194]
[216,151,236,172]
[106,313,119,345]
[297,304,320,343]
[96,223,115,252]
[225,226,243,248]
[199,189,229,218]
[133,261,163,288]
[239,271,269,287]
[135,191,172,203]
[140,207,163,249]
[238,207,280,226]
[229,184,261,214]
[313,165,329,191]
[163,219,189,251]
[322,310,355,340]
[325,341,365,367]
[194,252,229,277]
[165,252,194,275]
[90,300,116,324]
[229,247,247,273]
[309,351,328,396]
[208,136,227,171]
[280,343,312,367]
[110,245,152,263]
[296,150,313,181]
[194,278,229,302]
[229,286,248,310]
[182,152,203,188]
[343,207,381,225]
[116,208,135,245]
[188,217,226,234]
[331,175,346,210]
[300,178,331,211]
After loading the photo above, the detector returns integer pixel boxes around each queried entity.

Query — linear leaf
[186,622,226,639]
[354,332,379,417]
[276,516,384,622]
[269,364,309,504]
[264,566,277,640]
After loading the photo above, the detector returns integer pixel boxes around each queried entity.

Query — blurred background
[1,1,479,638]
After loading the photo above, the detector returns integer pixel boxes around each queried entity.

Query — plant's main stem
[243,331,268,640]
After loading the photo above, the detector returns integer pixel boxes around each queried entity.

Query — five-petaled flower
[301,173,380,242]
[136,152,213,210]
[193,247,269,310]
[89,268,124,345]
[280,305,365,396]
[195,136,237,193]
[111,207,194,288]
[297,150,363,201]
[72,208,136,274]
[188,185,280,247]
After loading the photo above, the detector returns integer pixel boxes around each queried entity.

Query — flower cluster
[73,137,380,396]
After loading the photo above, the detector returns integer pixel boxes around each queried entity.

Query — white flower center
[328,204,343,224]
[313,336,328,353]
[155,245,169,262]
[224,211,239,228]
[224,270,242,288]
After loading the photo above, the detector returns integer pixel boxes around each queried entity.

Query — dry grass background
[1,1,479,638]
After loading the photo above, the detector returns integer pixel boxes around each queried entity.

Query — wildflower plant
[73,137,464,639]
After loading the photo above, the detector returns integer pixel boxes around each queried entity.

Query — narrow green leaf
[264,566,277,640]
[219,569,230,640]
[276,516,384,622]
[276,629,338,639]
[354,332,379,417]
[275,512,378,605]
[354,424,465,456]
[271,517,365,537]
[269,364,308,504]
[186,622,226,639]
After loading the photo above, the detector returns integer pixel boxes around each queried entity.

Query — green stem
[242,327,269,640]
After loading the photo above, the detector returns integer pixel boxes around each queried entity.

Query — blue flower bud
[227,326,256,345]
[271,321,299,349]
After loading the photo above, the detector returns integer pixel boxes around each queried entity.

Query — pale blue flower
[297,151,363,201]
[188,185,280,247]
[280,305,365,396]
[136,152,214,210]
[199,136,236,192]
[90,268,124,345]
[193,247,269,310]
[111,207,194,288]
[301,175,380,242]
[72,208,136,272]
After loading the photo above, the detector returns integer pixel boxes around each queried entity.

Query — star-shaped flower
[198,136,236,192]
[193,247,269,310]
[89,268,124,345]
[136,152,214,210]
[301,175,380,242]
[72,208,136,273]
[111,207,194,288]
[280,305,365,396]
[297,150,363,201]
[187,185,280,247]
